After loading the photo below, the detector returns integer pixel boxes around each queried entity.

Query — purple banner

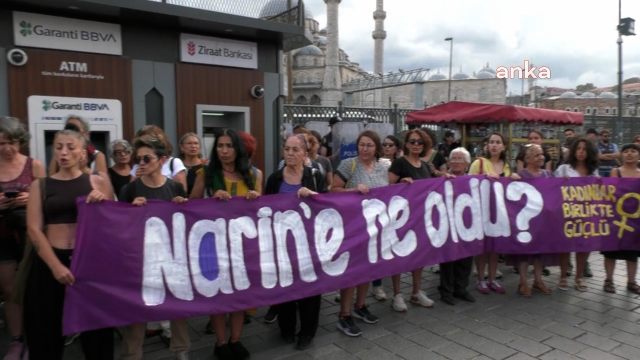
[63,176,640,334]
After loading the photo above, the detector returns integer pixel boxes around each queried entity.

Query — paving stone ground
[1,254,639,359]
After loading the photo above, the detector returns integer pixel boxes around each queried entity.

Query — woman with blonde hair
[178,132,207,196]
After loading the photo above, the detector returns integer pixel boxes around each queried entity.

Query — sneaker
[175,350,189,360]
[431,264,440,273]
[353,305,378,324]
[373,286,387,301]
[5,340,26,360]
[229,341,250,360]
[542,267,550,276]
[334,293,341,302]
[490,280,506,294]
[264,307,278,324]
[296,335,313,351]
[495,270,503,279]
[410,291,435,308]
[477,281,490,294]
[584,262,593,278]
[65,333,80,346]
[337,315,362,336]
[392,294,408,312]
[243,313,251,325]
[213,343,234,360]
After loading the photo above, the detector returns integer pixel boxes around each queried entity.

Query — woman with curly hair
[555,136,599,291]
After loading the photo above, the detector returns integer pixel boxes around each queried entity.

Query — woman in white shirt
[554,136,599,292]
[129,125,187,193]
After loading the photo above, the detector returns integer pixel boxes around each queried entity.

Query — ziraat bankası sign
[180,33,258,69]
[13,11,122,55]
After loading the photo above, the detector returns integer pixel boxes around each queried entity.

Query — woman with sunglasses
[555,136,599,292]
[190,128,261,360]
[388,129,438,312]
[468,132,513,294]
[118,138,190,360]
[108,140,133,198]
[381,135,403,163]
[331,130,388,338]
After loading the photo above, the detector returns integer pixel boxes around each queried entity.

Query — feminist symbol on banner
[613,193,640,238]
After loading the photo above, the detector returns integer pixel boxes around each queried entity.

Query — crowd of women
[0,114,639,360]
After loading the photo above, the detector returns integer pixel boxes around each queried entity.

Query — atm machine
[27,95,123,172]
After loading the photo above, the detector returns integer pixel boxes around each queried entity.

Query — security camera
[251,85,265,99]
[7,49,28,66]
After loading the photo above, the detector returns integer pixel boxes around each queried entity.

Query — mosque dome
[475,70,495,79]
[296,45,324,56]
[259,0,312,19]
[559,91,577,98]
[316,36,327,46]
[479,63,496,74]
[429,70,447,81]
[319,28,327,35]
[580,92,595,98]
[452,68,470,80]
[599,92,617,98]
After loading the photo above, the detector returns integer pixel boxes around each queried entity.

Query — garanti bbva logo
[42,99,110,111]
[42,100,51,111]
[20,21,32,36]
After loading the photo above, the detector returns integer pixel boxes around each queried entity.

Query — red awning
[406,101,583,125]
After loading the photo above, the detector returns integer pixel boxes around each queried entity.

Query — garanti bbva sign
[13,12,122,55]
[180,33,258,69]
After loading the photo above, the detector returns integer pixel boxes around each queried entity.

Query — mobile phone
[4,190,18,198]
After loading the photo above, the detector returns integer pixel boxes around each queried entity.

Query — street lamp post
[617,0,636,144]
[445,37,453,102]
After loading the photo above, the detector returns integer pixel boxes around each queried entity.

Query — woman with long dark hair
[555,137,599,291]
[25,129,113,359]
[468,132,513,294]
[190,128,261,360]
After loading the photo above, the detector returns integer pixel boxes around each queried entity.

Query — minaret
[321,0,343,106]
[372,0,386,76]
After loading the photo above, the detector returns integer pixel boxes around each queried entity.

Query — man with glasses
[596,129,620,177]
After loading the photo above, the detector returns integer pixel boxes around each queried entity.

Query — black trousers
[277,295,321,338]
[438,256,473,296]
[23,247,114,360]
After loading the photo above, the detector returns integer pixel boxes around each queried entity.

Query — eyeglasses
[134,155,158,164]
[382,143,396,147]
[358,143,376,148]
[408,139,424,145]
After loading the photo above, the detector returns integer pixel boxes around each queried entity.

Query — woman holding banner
[602,143,640,295]
[331,130,389,337]
[509,144,558,297]
[264,133,327,351]
[388,129,438,312]
[190,128,262,360]
[555,137,600,292]
[24,129,114,360]
[468,133,511,295]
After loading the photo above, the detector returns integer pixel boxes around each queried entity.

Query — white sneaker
[392,294,408,312]
[373,287,387,301]
[411,291,435,308]
[431,264,440,273]
[495,270,503,279]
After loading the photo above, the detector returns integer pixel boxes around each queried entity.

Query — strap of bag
[479,158,484,175]
[169,157,175,173]
[311,168,318,191]
[346,158,356,188]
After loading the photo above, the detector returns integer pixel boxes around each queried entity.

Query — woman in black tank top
[602,143,640,295]
[24,129,114,360]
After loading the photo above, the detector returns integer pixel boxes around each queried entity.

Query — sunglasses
[408,140,424,145]
[134,155,158,165]
[382,143,396,147]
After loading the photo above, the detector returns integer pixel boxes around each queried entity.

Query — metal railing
[148,0,306,26]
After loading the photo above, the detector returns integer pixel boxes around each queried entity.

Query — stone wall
[423,78,506,105]
[537,98,637,116]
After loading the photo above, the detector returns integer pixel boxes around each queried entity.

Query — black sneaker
[337,315,362,337]
[296,335,313,351]
[352,305,378,324]
[229,341,250,360]
[453,292,476,303]
[542,267,550,276]
[243,313,251,325]
[584,261,593,278]
[213,344,234,360]
[441,294,456,305]
[264,306,278,324]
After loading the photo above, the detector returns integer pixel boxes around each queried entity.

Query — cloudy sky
[303,0,640,94]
